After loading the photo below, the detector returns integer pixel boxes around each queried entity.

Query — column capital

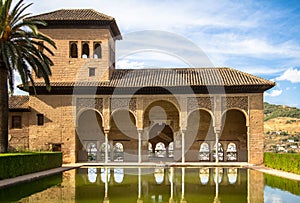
[180,128,187,134]
[104,129,110,134]
[137,129,143,134]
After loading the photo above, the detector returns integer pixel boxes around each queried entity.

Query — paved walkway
[0,166,76,189]
[1,163,299,189]
[248,165,300,181]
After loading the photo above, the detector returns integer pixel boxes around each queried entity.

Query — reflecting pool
[1,167,300,203]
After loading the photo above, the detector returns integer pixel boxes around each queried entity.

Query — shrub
[264,153,300,175]
[0,152,62,180]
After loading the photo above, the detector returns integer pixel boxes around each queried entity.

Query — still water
[1,167,300,203]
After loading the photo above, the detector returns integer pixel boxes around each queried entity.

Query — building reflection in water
[73,167,264,203]
[14,166,300,202]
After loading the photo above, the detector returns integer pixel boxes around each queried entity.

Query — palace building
[8,9,275,164]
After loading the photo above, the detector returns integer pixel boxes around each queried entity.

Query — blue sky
[18,0,300,107]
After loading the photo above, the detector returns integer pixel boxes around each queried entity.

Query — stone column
[110,140,114,162]
[215,130,220,163]
[181,129,186,163]
[104,130,109,164]
[138,129,143,163]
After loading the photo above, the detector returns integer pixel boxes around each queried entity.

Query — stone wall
[8,112,30,151]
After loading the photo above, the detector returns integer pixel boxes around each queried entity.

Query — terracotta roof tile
[27,68,275,90]
[9,96,29,110]
[27,9,114,21]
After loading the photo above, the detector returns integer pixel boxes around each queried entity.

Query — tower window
[70,42,78,58]
[93,42,102,58]
[12,116,22,129]
[82,42,90,58]
[37,114,44,126]
[89,67,96,77]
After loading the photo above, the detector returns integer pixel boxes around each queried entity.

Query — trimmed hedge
[0,152,62,180]
[264,152,300,175]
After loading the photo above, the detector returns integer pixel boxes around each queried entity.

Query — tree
[0,0,56,152]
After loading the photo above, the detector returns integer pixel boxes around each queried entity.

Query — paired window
[70,42,78,58]
[69,41,102,59]
[12,116,22,129]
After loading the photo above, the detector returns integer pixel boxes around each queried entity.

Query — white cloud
[264,89,283,97]
[116,59,144,69]
[276,68,300,83]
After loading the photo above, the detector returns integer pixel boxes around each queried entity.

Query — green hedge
[264,152,300,175]
[0,152,62,180]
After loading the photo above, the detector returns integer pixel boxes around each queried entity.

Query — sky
[16,0,300,107]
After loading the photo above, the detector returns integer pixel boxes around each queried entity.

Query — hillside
[264,102,300,121]
[264,103,300,153]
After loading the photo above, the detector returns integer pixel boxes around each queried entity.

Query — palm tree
[0,0,56,152]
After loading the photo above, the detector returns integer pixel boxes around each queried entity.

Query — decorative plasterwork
[76,98,103,114]
[221,96,248,112]
[187,97,214,113]
[110,98,137,113]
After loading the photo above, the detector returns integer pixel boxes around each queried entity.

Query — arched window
[94,42,102,58]
[227,143,237,161]
[69,42,78,58]
[168,142,174,157]
[199,142,210,161]
[87,142,97,161]
[155,142,166,158]
[82,42,90,58]
[212,143,224,161]
[113,142,124,162]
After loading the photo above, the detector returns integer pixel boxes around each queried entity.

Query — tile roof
[27,9,114,21]
[23,68,275,93]
[27,9,121,38]
[9,96,30,110]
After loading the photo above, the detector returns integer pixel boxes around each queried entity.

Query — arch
[155,142,166,158]
[76,108,104,127]
[76,109,104,162]
[143,99,180,116]
[110,108,137,127]
[109,109,138,162]
[113,142,124,162]
[221,109,248,162]
[186,109,214,162]
[70,42,78,58]
[187,108,215,127]
[82,42,90,58]
[221,108,249,127]
[94,42,102,58]
[226,142,237,161]
[199,142,210,161]
[148,123,174,159]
